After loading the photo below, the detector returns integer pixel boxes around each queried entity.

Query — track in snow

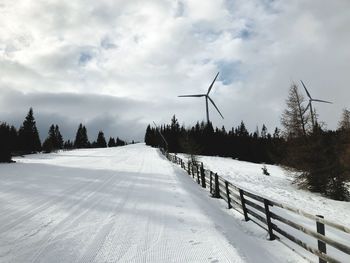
[0,144,304,262]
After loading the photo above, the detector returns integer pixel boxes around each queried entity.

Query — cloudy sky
[0,0,349,141]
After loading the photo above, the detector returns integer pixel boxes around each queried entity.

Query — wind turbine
[300,80,332,128]
[178,72,224,124]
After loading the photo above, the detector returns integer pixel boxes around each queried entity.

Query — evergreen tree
[55,125,64,149]
[261,124,268,139]
[116,137,126,146]
[0,123,12,162]
[42,124,64,153]
[144,125,153,146]
[96,131,107,148]
[273,127,280,139]
[63,140,74,149]
[108,137,116,147]
[74,123,89,148]
[42,137,54,153]
[18,108,42,153]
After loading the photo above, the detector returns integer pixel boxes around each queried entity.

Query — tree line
[145,83,350,200]
[0,108,127,162]
[145,115,284,164]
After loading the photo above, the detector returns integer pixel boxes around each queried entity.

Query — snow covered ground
[181,154,350,228]
[0,143,304,263]
[178,153,350,262]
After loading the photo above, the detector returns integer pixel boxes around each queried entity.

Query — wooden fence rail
[160,149,350,263]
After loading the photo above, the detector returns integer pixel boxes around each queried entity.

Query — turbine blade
[207,72,220,95]
[208,96,224,119]
[311,99,332,104]
[178,94,206,98]
[300,80,312,99]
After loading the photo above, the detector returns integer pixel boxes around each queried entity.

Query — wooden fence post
[209,172,213,194]
[196,165,200,184]
[239,189,249,221]
[213,173,220,198]
[200,163,206,188]
[191,164,195,178]
[316,215,327,263]
[264,199,275,240]
[187,162,191,175]
[225,181,232,209]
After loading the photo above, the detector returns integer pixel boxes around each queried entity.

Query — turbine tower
[300,80,332,128]
[178,72,224,124]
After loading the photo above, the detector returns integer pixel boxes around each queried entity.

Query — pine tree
[18,108,42,153]
[55,125,64,149]
[116,137,126,146]
[74,124,89,148]
[273,127,280,139]
[63,140,74,149]
[145,125,152,146]
[42,124,64,153]
[261,124,268,139]
[96,131,107,148]
[0,123,12,162]
[108,137,116,147]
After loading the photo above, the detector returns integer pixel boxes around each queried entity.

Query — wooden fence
[160,149,350,263]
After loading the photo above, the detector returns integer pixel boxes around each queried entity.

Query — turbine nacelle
[300,80,332,126]
[178,72,223,123]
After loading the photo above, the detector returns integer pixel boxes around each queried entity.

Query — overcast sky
[0,0,349,141]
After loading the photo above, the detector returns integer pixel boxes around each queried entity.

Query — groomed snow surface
[0,144,307,263]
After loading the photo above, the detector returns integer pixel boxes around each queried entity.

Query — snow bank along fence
[160,149,350,263]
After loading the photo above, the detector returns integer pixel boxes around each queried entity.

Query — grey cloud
[0,0,349,136]
[0,89,159,141]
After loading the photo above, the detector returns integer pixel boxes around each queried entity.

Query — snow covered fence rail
[160,149,350,263]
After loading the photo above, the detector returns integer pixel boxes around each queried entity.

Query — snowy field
[0,143,304,263]
[181,154,350,227]
[178,153,350,262]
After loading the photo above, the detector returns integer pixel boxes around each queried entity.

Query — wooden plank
[272,224,341,263]
[271,212,350,255]
[227,181,239,191]
[221,192,229,203]
[243,190,265,203]
[220,188,228,198]
[230,195,242,207]
[269,200,350,234]
[230,199,243,210]
[228,191,241,203]
[245,199,266,214]
[246,207,267,225]
[218,176,226,183]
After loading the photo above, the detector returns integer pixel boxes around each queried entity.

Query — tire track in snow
[98,152,166,263]
[0,176,101,235]
[77,151,148,263]
[29,172,121,263]
[0,174,114,260]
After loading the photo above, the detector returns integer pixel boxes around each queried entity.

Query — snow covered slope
[186,155,350,228]
[0,144,304,262]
